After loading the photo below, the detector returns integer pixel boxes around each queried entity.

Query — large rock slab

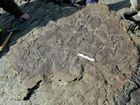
[5,3,139,105]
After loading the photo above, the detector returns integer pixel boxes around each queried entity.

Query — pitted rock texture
[5,3,139,105]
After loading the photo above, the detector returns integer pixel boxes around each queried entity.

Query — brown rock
[6,3,138,105]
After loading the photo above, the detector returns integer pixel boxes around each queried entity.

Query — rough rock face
[3,2,139,105]
[0,0,140,105]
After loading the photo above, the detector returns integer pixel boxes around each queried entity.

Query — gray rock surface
[0,0,140,105]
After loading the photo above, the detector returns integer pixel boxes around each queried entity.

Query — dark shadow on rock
[107,0,130,11]
[0,0,85,58]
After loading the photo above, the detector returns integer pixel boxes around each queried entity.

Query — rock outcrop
[0,0,140,105]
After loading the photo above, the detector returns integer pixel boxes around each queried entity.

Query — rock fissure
[23,80,42,100]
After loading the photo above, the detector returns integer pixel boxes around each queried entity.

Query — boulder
[5,3,139,105]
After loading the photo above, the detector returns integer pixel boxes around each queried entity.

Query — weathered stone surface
[0,0,140,104]
[131,89,140,104]
[5,3,139,105]
[0,57,29,105]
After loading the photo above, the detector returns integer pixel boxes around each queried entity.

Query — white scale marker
[78,54,94,62]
